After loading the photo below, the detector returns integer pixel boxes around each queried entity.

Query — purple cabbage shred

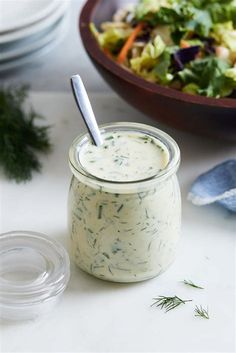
[173,46,201,71]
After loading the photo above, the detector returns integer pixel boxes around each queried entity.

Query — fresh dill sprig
[0,85,51,182]
[183,279,204,289]
[151,295,192,312]
[194,305,209,319]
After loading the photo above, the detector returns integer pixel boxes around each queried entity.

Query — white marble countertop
[1,92,235,353]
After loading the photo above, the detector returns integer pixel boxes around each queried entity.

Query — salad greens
[91,0,236,98]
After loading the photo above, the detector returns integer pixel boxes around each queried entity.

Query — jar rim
[69,122,180,192]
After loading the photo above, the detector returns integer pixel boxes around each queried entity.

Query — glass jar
[68,122,181,283]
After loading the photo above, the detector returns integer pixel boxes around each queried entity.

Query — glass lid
[0,230,70,321]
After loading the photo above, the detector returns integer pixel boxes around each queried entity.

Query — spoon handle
[70,75,103,146]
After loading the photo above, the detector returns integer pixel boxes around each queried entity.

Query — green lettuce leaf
[184,8,213,37]
[135,0,236,41]
[90,23,132,52]
[136,0,171,19]
[182,83,200,94]
[178,57,234,97]
[224,68,236,93]
[207,0,236,24]
[212,22,236,53]
[130,35,166,74]
[190,0,233,7]
[154,50,173,83]
[136,0,194,25]
[225,67,236,81]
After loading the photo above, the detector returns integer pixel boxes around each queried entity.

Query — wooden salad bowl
[80,0,236,140]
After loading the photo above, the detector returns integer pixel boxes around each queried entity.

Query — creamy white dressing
[79,131,169,182]
[68,126,181,282]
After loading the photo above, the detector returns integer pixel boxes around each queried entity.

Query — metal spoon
[70,74,103,146]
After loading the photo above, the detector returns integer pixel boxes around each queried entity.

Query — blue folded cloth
[188,160,236,212]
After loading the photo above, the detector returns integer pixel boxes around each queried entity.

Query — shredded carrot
[103,47,113,59]
[196,51,203,59]
[180,40,190,49]
[117,22,144,64]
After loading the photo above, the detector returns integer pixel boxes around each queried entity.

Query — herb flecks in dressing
[80,131,169,182]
